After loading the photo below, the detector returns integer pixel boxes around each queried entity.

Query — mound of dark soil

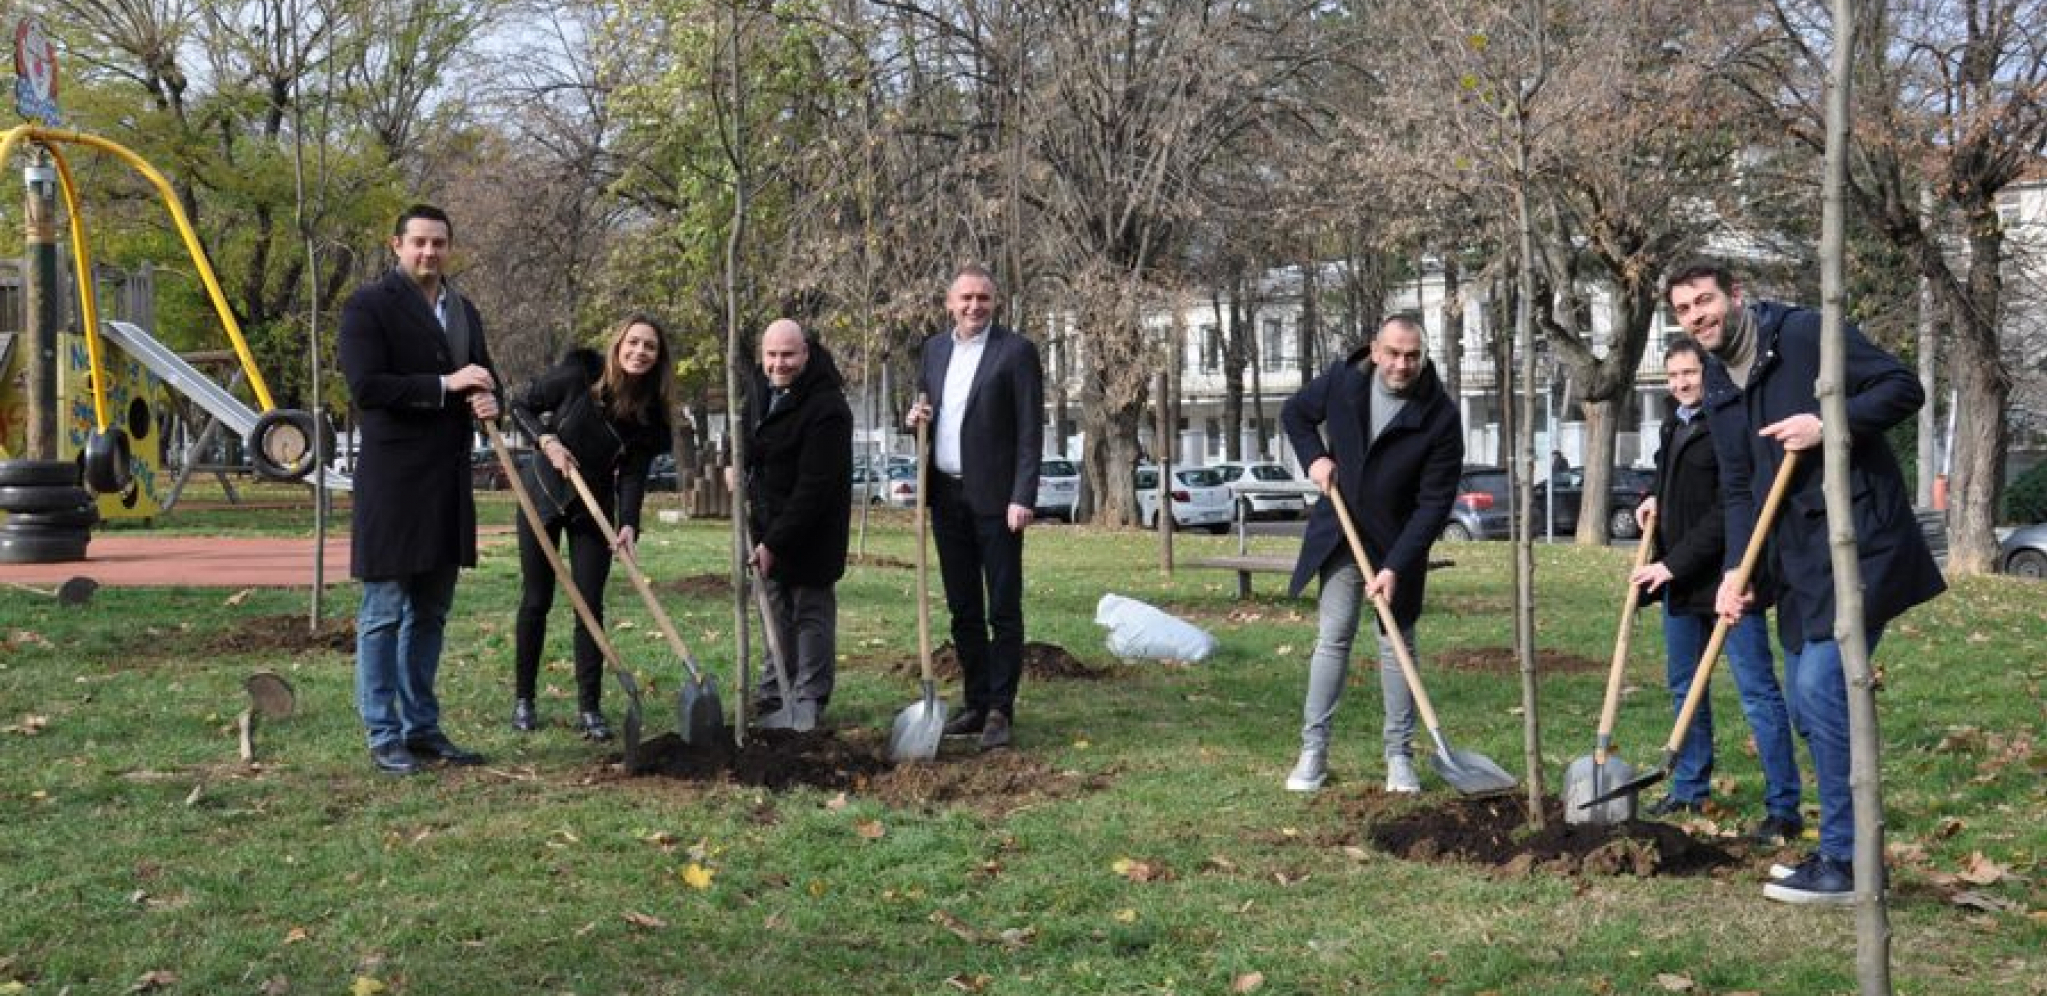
[846,553,913,570]
[654,573,733,598]
[203,614,356,655]
[864,641,1105,681]
[1366,794,1735,877]
[1433,647,1606,674]
[612,726,1112,814]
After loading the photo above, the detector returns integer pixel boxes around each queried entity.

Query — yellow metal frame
[1,123,281,433]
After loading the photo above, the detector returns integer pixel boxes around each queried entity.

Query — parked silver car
[1035,457,1082,522]
[1999,524,2047,579]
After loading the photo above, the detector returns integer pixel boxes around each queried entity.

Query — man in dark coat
[1629,337,1801,839]
[905,265,1044,750]
[1279,315,1463,794]
[1667,262,1946,905]
[338,204,499,776]
[742,319,853,719]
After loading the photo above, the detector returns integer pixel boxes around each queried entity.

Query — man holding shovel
[1666,262,1945,905]
[1280,315,1463,794]
[740,319,854,722]
[1630,337,1802,842]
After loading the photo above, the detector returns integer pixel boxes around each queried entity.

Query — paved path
[0,528,514,588]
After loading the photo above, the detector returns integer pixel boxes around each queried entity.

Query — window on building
[1200,324,1220,373]
[1263,318,1286,372]
[1205,417,1222,457]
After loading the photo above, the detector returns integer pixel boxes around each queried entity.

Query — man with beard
[1665,262,1944,905]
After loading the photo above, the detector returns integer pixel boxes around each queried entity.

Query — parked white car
[1134,466,1234,533]
[1209,460,1316,520]
[1035,457,1082,522]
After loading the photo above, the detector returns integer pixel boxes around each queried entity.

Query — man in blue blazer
[1279,316,1463,794]
[1667,261,1945,905]
[339,204,500,776]
[905,265,1044,750]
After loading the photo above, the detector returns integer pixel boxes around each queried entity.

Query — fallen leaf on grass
[1114,908,1139,923]
[129,970,178,992]
[945,974,991,992]
[0,983,23,995]
[931,909,981,943]
[1654,973,1695,991]
[997,926,1037,948]
[283,926,310,944]
[1232,971,1266,992]
[855,819,887,840]
[1110,857,1173,882]
[1,715,48,735]
[1951,890,2021,913]
[680,863,715,890]
[1958,852,2011,886]
[623,911,668,930]
[824,792,849,811]
[1201,855,1239,873]
[225,588,255,606]
[351,977,387,996]
[259,976,290,995]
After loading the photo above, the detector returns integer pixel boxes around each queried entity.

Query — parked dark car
[1441,465,1653,541]
[646,453,679,490]
[1998,524,2047,579]
[471,448,523,491]
[1543,466,1655,540]
[1443,466,1514,541]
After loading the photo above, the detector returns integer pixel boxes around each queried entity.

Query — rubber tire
[2007,549,2047,580]
[1205,522,1230,535]
[83,429,134,494]
[3,504,100,529]
[1441,521,1474,542]
[249,409,325,481]
[0,485,94,514]
[1609,507,1640,541]
[0,460,79,488]
[0,528,89,564]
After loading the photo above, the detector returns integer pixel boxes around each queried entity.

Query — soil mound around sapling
[1366,794,1735,877]
[202,614,356,655]
[654,573,732,598]
[611,726,1112,815]
[1432,647,1606,674]
[846,553,913,570]
[926,641,1104,680]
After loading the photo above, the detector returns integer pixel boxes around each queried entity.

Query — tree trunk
[1940,211,2013,575]
[1439,252,1464,404]
[1220,282,1246,462]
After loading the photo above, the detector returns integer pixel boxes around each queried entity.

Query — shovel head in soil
[614,669,647,773]
[1563,752,1638,825]
[675,674,726,746]
[888,680,946,763]
[1579,754,1670,810]
[1426,728,1518,797]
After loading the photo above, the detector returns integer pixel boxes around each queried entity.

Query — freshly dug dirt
[1432,647,1607,675]
[610,726,1113,815]
[1363,794,1736,877]
[202,614,356,655]
[846,553,913,570]
[654,573,733,598]
[914,641,1106,680]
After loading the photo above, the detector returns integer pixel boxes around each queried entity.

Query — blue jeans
[1300,551,1419,758]
[356,565,459,748]
[1784,628,1883,861]
[1662,603,1801,819]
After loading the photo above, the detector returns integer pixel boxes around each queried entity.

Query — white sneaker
[1384,754,1421,794]
[1285,749,1327,792]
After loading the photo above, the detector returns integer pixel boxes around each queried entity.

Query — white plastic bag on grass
[1094,593,1218,662]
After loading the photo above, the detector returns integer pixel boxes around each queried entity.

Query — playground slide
[97,319,353,492]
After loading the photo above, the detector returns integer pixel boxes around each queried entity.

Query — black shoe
[1750,813,1805,846]
[405,732,485,766]
[1645,795,1706,817]
[943,708,987,737]
[1763,854,1855,905]
[578,711,613,742]
[978,711,1013,750]
[511,699,537,733]
[370,743,421,775]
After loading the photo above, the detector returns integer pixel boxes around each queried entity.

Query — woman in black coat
[508,316,673,740]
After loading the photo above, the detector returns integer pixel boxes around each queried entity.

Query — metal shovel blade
[1563,754,1638,825]
[1427,729,1518,796]
[888,680,946,763]
[674,675,728,747]
[614,669,646,773]
[1578,758,1669,810]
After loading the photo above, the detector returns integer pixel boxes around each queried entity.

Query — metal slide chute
[0,123,327,492]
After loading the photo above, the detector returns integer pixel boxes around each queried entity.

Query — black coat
[916,325,1045,515]
[743,343,854,586]
[1649,411,1733,617]
[1282,349,1464,629]
[338,270,496,581]
[1702,300,1946,642]
[509,348,670,532]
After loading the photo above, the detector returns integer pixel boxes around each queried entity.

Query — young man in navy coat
[1666,262,1945,904]
[339,204,500,776]
[904,265,1044,750]
[1279,316,1463,794]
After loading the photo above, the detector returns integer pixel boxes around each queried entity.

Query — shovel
[1564,508,1657,825]
[1328,482,1517,796]
[737,515,815,732]
[560,463,727,747]
[1580,450,1802,811]
[888,412,945,763]
[237,670,296,762]
[486,422,647,770]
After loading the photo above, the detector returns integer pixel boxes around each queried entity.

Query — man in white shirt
[905,265,1045,750]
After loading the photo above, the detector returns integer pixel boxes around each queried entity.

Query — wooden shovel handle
[1662,450,1802,753]
[1595,508,1658,761]
[486,422,634,682]
[914,406,934,685]
[562,462,706,684]
[1327,482,1444,734]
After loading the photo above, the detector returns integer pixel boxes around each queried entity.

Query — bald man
[741,319,854,719]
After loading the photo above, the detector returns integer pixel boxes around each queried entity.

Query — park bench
[1191,551,1458,600]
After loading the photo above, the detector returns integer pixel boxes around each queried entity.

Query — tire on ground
[0,526,90,564]
[0,460,80,488]
[3,504,101,529]
[0,484,94,514]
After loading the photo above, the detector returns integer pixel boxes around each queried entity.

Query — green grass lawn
[3,490,2041,995]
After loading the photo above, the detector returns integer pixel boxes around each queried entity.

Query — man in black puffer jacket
[741,319,854,718]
